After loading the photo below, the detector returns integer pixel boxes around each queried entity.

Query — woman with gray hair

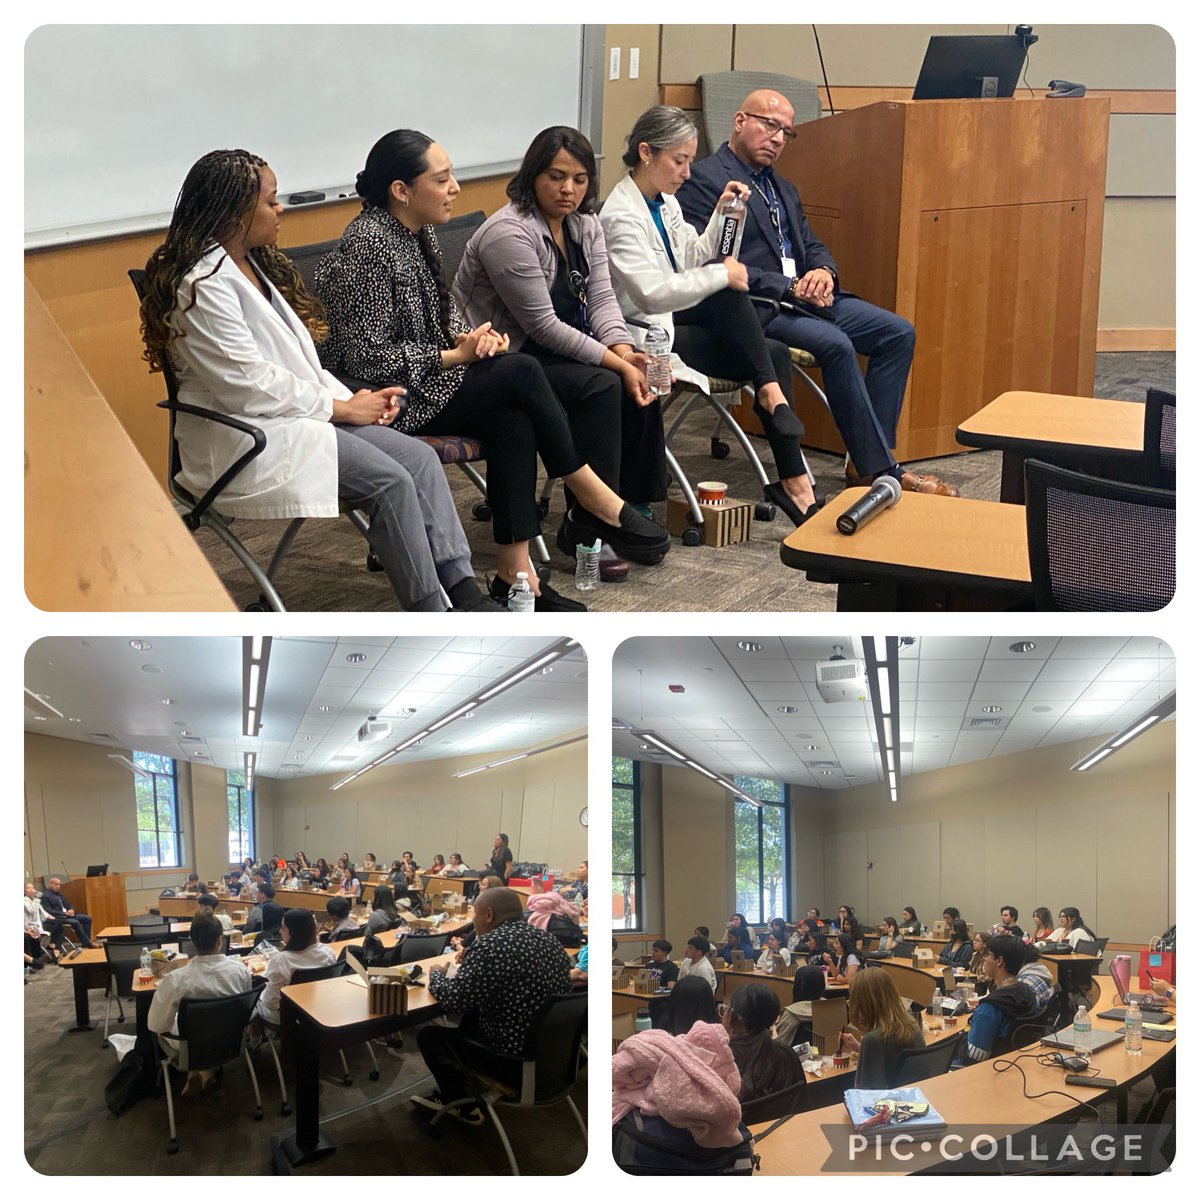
[600,106,818,524]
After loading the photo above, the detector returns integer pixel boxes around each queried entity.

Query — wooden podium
[758,97,1110,462]
[62,872,127,932]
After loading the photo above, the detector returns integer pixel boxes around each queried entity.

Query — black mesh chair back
[436,211,486,283]
[521,991,587,1101]
[739,1077,811,1125]
[1025,459,1175,611]
[891,1031,965,1086]
[176,988,260,1072]
[1143,388,1176,488]
[177,934,231,958]
[105,932,168,949]
[129,916,172,936]
[104,941,151,999]
[282,238,341,294]
[892,941,917,959]
[399,933,450,963]
[330,926,362,944]
[290,962,344,986]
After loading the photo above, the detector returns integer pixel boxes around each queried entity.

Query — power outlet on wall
[629,47,640,79]
[609,46,621,81]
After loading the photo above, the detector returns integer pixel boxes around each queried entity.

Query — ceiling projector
[358,717,391,743]
[815,646,868,703]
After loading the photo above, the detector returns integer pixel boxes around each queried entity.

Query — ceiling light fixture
[737,641,763,653]
[243,636,272,738]
[331,638,580,790]
[346,653,367,663]
[128,640,153,651]
[633,729,763,807]
[452,730,587,778]
[1070,691,1175,772]
[863,636,902,803]
[1009,641,1037,654]
[982,705,1004,714]
[24,688,64,721]
[108,754,151,779]
[244,751,257,791]
[777,705,798,714]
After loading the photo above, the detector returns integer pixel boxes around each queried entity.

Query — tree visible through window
[134,751,181,868]
[227,769,254,864]
[732,775,788,924]
[612,756,643,931]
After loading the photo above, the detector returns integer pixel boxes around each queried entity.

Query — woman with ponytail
[316,131,670,609]
[721,982,806,1105]
[139,149,488,612]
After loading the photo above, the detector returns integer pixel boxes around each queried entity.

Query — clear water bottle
[140,945,151,972]
[717,189,747,259]
[574,537,600,591]
[507,572,535,612]
[1125,1000,1143,1055]
[1073,1004,1092,1061]
[929,986,941,1016]
[643,324,672,396]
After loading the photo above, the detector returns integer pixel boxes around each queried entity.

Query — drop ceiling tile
[918,659,985,683]
[915,701,969,717]
[1035,658,1108,682]
[917,681,975,702]
[920,637,991,659]
[969,681,1036,703]
[1094,658,1173,683]
[731,660,803,683]
[977,658,1045,682]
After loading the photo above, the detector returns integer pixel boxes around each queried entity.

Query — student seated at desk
[1017,943,1054,1015]
[794,920,828,966]
[663,973,721,1035]
[767,917,791,946]
[181,873,201,894]
[868,916,904,959]
[727,913,755,951]
[367,884,401,933]
[426,854,447,877]
[361,853,378,872]
[693,925,716,955]
[197,893,234,932]
[242,884,276,934]
[775,966,827,1046]
[991,905,1024,939]
[756,932,792,972]
[823,933,861,983]
[677,936,718,993]
[443,853,469,877]
[295,851,311,872]
[414,887,571,1125]
[254,908,336,1029]
[648,939,679,988]
[898,906,921,936]
[310,858,331,888]
[321,896,359,942]
[1029,906,1055,943]
[938,919,973,969]
[840,969,925,1088]
[279,864,301,889]
[961,936,1039,1064]
[148,910,251,1095]
[341,868,362,899]
[558,860,588,902]
[1047,906,1097,949]
[942,907,961,927]
[721,983,806,1106]
[252,902,285,948]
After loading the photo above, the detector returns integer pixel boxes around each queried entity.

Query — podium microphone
[836,474,901,535]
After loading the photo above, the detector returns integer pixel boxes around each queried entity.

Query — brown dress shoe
[900,470,960,497]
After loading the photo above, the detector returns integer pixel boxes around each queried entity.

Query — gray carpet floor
[191,353,1174,613]
[23,962,587,1175]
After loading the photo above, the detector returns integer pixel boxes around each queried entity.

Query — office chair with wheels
[129,914,172,933]
[739,1077,811,1125]
[127,269,378,611]
[429,991,587,1175]
[258,962,380,1112]
[891,1032,965,1086]
[101,940,156,1046]
[158,988,263,1154]
[1024,459,1175,611]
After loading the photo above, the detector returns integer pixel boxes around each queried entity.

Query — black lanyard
[749,172,790,259]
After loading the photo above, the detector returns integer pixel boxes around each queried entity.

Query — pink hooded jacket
[525,891,582,930]
[612,1020,744,1147]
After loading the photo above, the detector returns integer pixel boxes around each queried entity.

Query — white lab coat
[169,245,351,519]
[599,173,729,392]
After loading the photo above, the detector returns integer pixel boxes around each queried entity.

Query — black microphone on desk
[837,474,901,535]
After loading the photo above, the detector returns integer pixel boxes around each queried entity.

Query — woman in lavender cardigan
[453,127,669,571]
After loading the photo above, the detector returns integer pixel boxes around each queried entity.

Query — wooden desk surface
[957,390,1143,452]
[781,489,1031,587]
[755,987,1173,1176]
[24,279,235,612]
[98,923,190,938]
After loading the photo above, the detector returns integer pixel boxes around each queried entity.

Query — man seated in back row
[414,887,572,1125]
[677,89,959,498]
[39,877,94,949]
[676,935,718,993]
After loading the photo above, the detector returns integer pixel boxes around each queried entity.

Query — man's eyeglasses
[742,112,797,142]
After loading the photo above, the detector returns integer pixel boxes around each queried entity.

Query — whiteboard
[24,24,584,246]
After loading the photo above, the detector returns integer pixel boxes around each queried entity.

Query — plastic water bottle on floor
[575,538,600,591]
[644,325,672,396]
[1125,1000,1143,1055]
[1073,1004,1092,1061]
[507,572,535,612]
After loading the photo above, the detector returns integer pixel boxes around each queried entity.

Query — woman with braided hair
[315,130,670,610]
[139,149,493,612]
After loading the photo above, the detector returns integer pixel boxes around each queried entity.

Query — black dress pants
[417,1021,523,1105]
[674,289,807,480]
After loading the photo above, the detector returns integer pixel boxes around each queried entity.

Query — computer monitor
[85,863,109,877]
[913,35,1028,100]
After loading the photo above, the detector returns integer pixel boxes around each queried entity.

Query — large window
[732,775,788,924]
[612,756,643,931]
[226,769,254,864]
[134,751,181,868]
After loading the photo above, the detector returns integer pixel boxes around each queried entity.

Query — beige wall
[652,23,1175,336]
[814,721,1174,943]
[263,739,587,873]
[599,25,663,195]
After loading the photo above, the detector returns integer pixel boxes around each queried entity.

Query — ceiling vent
[179,735,202,745]
[967,717,1003,728]
[89,732,116,740]
[805,760,842,771]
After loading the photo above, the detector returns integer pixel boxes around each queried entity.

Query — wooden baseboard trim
[1097,328,1175,352]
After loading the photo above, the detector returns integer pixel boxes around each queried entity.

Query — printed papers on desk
[843,1088,947,1139]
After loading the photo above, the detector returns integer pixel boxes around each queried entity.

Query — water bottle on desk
[507,572,535,612]
[1073,1004,1092,1061]
[643,325,672,396]
[1125,1001,1143,1055]
[140,945,151,972]
[574,538,600,591]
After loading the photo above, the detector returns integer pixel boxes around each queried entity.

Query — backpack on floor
[105,1049,151,1116]
[612,1110,759,1175]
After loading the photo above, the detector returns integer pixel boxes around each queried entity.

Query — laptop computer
[1109,955,1168,1010]
[1040,1027,1124,1054]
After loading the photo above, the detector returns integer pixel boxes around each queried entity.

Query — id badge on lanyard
[781,256,796,276]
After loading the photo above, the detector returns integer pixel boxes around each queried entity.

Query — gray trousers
[335,425,474,611]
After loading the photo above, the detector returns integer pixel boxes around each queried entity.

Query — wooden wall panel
[939,815,985,923]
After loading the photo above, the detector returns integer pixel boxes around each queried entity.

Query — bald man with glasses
[678,89,957,497]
